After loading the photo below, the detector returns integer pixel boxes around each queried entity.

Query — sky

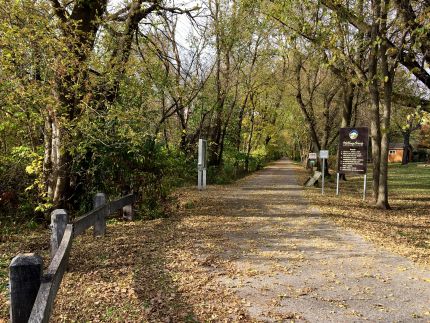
[107,0,201,50]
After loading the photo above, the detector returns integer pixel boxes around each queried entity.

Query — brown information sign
[338,127,369,174]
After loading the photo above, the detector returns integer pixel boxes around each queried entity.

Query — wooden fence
[8,193,135,323]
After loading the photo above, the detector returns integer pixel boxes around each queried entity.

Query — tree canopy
[0,0,429,220]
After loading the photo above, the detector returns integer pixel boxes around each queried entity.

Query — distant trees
[293,50,342,174]
[392,107,430,164]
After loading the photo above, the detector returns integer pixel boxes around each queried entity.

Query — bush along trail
[1,159,430,321]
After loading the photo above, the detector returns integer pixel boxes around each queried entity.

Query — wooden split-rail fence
[8,193,136,323]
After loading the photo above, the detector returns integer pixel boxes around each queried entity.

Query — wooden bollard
[94,193,107,237]
[9,253,43,323]
[50,209,69,258]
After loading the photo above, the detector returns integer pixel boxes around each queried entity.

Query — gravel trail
[197,158,430,322]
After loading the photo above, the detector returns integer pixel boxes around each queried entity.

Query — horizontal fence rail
[110,194,134,213]
[73,204,108,237]
[9,193,136,323]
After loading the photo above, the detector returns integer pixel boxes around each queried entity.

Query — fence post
[9,253,43,323]
[94,193,107,237]
[122,204,134,221]
[51,209,69,258]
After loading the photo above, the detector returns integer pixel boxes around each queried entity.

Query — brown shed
[388,143,413,163]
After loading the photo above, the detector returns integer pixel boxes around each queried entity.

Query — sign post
[337,127,369,199]
[336,173,340,195]
[198,139,207,190]
[363,174,367,201]
[320,150,329,195]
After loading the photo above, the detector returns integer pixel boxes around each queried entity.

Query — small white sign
[320,150,329,159]
[198,139,207,190]
[309,153,317,160]
[198,139,207,168]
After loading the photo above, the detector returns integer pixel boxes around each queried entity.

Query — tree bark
[245,95,256,172]
[376,0,393,209]
[208,0,224,167]
[368,0,382,203]
[341,83,355,128]
[236,94,249,151]
[295,62,321,153]
[402,132,411,165]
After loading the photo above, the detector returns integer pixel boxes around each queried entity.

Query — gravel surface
[202,159,430,322]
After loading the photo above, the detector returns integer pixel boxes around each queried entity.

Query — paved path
[197,159,430,322]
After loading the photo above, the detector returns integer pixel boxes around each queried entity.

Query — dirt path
[47,158,430,322]
[181,159,430,321]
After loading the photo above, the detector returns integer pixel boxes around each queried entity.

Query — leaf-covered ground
[304,162,430,265]
[0,227,50,321]
[1,159,430,322]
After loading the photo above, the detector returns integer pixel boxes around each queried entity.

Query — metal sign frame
[320,150,329,195]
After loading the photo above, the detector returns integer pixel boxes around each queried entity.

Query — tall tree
[41,0,194,208]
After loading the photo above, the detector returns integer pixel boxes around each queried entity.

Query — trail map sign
[338,127,369,174]
[337,127,369,200]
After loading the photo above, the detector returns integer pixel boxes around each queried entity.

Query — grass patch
[0,256,9,294]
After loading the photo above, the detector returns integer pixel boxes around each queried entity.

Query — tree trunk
[402,132,411,165]
[341,83,355,128]
[295,62,321,153]
[209,104,224,166]
[368,0,382,203]
[245,100,255,172]
[43,113,72,208]
[208,0,225,167]
[376,0,393,209]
